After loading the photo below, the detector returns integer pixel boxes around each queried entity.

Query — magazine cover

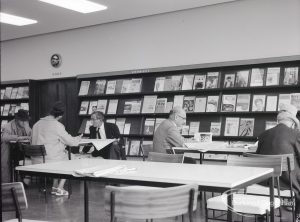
[79,101,89,115]
[283,67,298,85]
[224,117,240,136]
[154,77,165,92]
[265,95,278,111]
[193,74,206,90]
[171,75,183,91]
[155,98,167,113]
[278,94,291,111]
[291,93,300,110]
[235,70,249,87]
[238,118,254,136]
[183,96,195,113]
[94,80,106,95]
[252,95,266,112]
[221,95,236,112]
[194,97,207,112]
[106,80,116,94]
[78,81,90,95]
[223,74,235,88]
[266,67,280,86]
[206,96,219,112]
[250,68,265,87]
[206,72,219,89]
[181,74,194,90]
[210,122,221,136]
[88,101,98,114]
[143,118,155,135]
[236,94,251,112]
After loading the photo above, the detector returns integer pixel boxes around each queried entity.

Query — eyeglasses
[177,114,186,120]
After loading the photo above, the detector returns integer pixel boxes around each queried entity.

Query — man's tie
[97,128,101,139]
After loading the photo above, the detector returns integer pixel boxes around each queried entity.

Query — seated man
[153,106,195,164]
[84,111,126,160]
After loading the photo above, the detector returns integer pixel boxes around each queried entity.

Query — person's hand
[17,136,30,141]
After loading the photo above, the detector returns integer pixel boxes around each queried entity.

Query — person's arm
[57,124,81,146]
[166,127,185,147]
[294,134,300,166]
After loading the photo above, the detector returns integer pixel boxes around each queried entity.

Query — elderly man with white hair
[256,103,300,218]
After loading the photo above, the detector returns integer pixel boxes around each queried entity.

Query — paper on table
[80,139,115,151]
[72,165,136,177]
[184,141,227,151]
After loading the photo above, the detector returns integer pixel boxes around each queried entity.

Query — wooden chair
[206,156,282,222]
[105,183,198,222]
[2,182,47,222]
[243,153,296,222]
[147,152,184,163]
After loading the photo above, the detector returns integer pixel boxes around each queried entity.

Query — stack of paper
[73,165,126,177]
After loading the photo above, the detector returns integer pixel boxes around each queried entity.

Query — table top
[173,146,256,154]
[16,159,273,189]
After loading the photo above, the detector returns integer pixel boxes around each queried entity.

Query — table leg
[227,191,233,222]
[84,180,89,222]
[269,176,275,222]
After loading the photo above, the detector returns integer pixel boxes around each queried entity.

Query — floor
[2,179,294,222]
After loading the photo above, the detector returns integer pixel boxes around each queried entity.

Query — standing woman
[1,109,32,182]
[31,101,81,196]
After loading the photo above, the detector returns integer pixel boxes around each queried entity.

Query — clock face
[51,54,61,68]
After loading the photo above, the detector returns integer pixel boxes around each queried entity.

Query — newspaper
[79,139,115,151]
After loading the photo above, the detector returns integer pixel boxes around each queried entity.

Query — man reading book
[83,111,126,160]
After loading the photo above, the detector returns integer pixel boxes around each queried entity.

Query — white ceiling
[1,0,239,41]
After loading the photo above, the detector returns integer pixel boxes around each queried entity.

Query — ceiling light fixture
[0,12,37,26]
[39,0,107,13]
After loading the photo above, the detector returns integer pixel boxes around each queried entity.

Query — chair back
[227,155,283,177]
[105,184,198,220]
[21,144,46,165]
[2,182,28,217]
[243,153,295,172]
[147,152,184,163]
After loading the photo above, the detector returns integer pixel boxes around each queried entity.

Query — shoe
[55,188,69,196]
[51,187,58,195]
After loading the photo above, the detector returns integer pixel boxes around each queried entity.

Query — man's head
[15,109,29,127]
[91,111,105,128]
[277,104,299,130]
[169,106,186,127]
[50,101,65,119]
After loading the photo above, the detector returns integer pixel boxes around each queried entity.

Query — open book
[79,139,115,151]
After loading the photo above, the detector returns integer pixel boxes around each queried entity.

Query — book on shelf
[224,117,240,136]
[115,79,124,94]
[278,94,291,111]
[106,118,116,124]
[94,80,106,95]
[283,67,298,85]
[123,123,131,135]
[155,98,167,113]
[165,102,174,113]
[107,99,118,114]
[115,118,126,134]
[193,74,206,90]
[173,95,184,108]
[123,100,142,114]
[141,141,153,156]
[1,89,5,99]
[163,76,173,91]
[223,74,235,88]
[1,120,8,129]
[266,67,280,86]
[10,88,18,99]
[235,70,249,87]
[265,121,277,130]
[106,80,117,94]
[154,118,166,132]
[236,94,251,112]
[238,118,254,136]
[128,78,142,93]
[181,74,194,90]
[97,99,108,114]
[16,87,24,99]
[265,95,278,111]
[250,68,265,87]
[206,95,219,112]
[121,79,131,93]
[2,104,10,116]
[210,122,221,136]
[20,103,29,111]
[143,118,155,135]
[252,95,266,112]
[170,75,183,91]
[14,105,21,114]
[141,95,157,113]
[79,101,89,115]
[194,97,207,112]
[154,77,165,92]
[4,87,13,99]
[88,101,98,115]
[124,139,130,155]
[129,140,141,156]
[189,121,200,136]
[8,104,17,116]
[22,87,29,98]
[78,81,90,95]
[206,72,219,89]
[291,93,300,110]
[221,95,236,112]
[181,125,190,136]
[183,96,195,113]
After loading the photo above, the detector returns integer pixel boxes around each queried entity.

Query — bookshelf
[77,57,300,157]
[1,80,30,129]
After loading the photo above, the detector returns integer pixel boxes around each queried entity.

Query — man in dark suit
[256,104,300,218]
[85,111,126,160]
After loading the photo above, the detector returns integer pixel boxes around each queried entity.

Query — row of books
[1,103,29,116]
[1,86,29,100]
[79,92,300,115]
[78,78,142,96]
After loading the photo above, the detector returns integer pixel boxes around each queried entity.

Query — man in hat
[256,103,300,218]
[1,109,32,182]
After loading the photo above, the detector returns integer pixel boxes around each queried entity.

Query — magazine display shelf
[77,57,300,157]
